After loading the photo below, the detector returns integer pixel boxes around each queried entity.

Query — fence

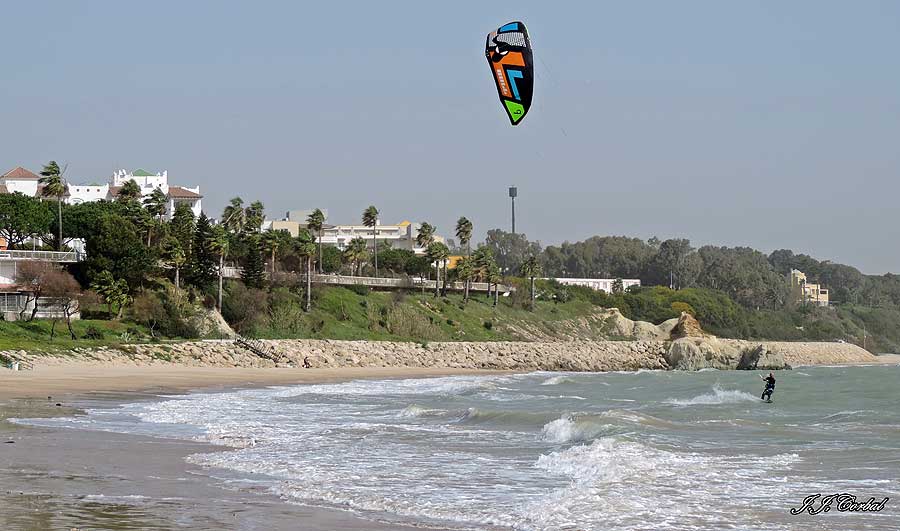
[0,250,80,262]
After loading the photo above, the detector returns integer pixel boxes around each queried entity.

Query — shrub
[83,325,104,340]
[671,302,696,316]
[348,284,370,296]
[483,320,493,330]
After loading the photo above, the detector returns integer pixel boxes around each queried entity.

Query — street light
[509,186,517,234]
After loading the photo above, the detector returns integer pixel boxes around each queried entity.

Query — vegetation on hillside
[2,174,899,353]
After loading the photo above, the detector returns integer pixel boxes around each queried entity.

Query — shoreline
[1,368,503,531]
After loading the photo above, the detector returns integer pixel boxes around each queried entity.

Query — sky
[2,1,898,274]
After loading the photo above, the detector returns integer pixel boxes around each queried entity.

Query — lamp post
[509,186,517,234]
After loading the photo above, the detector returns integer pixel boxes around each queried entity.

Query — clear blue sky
[2,1,898,273]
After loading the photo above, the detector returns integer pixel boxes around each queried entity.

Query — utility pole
[509,186,517,234]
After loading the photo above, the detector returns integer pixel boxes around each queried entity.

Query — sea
[18,365,900,531]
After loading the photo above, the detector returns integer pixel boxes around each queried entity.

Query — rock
[665,338,741,371]
[737,344,787,371]
[669,312,708,340]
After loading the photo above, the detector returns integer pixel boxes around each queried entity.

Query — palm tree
[455,217,473,256]
[221,197,246,234]
[116,179,142,203]
[416,222,435,250]
[344,237,368,276]
[455,217,473,299]
[208,226,230,311]
[296,230,317,311]
[488,262,502,307]
[143,187,168,246]
[520,256,542,311]
[362,205,379,277]
[38,161,67,250]
[261,229,283,276]
[245,200,265,233]
[163,238,186,292]
[456,257,475,303]
[306,208,326,273]
[426,242,449,298]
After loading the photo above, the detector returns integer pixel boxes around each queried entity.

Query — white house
[320,220,444,254]
[550,277,642,294]
[0,166,41,196]
[0,248,81,321]
[1,166,203,220]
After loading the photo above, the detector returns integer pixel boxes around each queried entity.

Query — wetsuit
[761,375,776,400]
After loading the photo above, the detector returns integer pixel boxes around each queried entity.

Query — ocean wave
[540,415,619,443]
[397,405,446,418]
[540,375,578,386]
[665,384,759,406]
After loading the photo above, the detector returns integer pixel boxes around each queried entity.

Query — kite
[484,21,534,126]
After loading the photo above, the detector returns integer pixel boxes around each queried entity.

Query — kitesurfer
[760,372,776,401]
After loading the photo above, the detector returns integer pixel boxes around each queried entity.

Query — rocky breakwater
[10,313,881,372]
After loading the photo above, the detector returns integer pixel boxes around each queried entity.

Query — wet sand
[0,366,499,530]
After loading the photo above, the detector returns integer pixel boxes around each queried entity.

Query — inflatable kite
[485,21,534,126]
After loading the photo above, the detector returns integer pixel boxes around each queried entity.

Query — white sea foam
[541,415,614,443]
[15,368,900,531]
[540,375,577,386]
[665,384,760,406]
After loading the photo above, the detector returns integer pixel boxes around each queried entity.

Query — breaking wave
[665,384,759,406]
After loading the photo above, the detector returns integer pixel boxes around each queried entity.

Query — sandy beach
[1,366,500,531]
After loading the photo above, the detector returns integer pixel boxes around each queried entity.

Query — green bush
[348,284,370,296]
[83,325,105,340]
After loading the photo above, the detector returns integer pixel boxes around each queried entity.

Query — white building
[0,248,82,321]
[1,166,203,220]
[550,277,641,294]
[0,166,41,196]
[261,212,445,255]
[320,220,444,254]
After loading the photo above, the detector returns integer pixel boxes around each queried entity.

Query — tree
[41,269,83,339]
[241,234,267,289]
[83,214,155,291]
[362,205,379,277]
[116,179,142,204]
[208,225,231,311]
[15,261,59,321]
[612,278,625,295]
[488,261,502,306]
[90,270,131,319]
[426,242,449,298]
[38,161,67,250]
[520,256,543,310]
[456,216,474,299]
[221,197,246,234]
[186,213,218,289]
[455,217,473,255]
[344,237,369,276]
[416,222,435,251]
[296,229,317,311]
[143,187,168,246]
[0,193,53,248]
[262,229,288,276]
[320,245,342,273]
[169,202,195,258]
[245,200,265,233]
[456,256,475,303]
[162,237,186,292]
[650,239,702,290]
[484,229,541,274]
[473,246,497,302]
[306,208,326,273]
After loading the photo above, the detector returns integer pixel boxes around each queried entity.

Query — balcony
[0,250,81,262]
